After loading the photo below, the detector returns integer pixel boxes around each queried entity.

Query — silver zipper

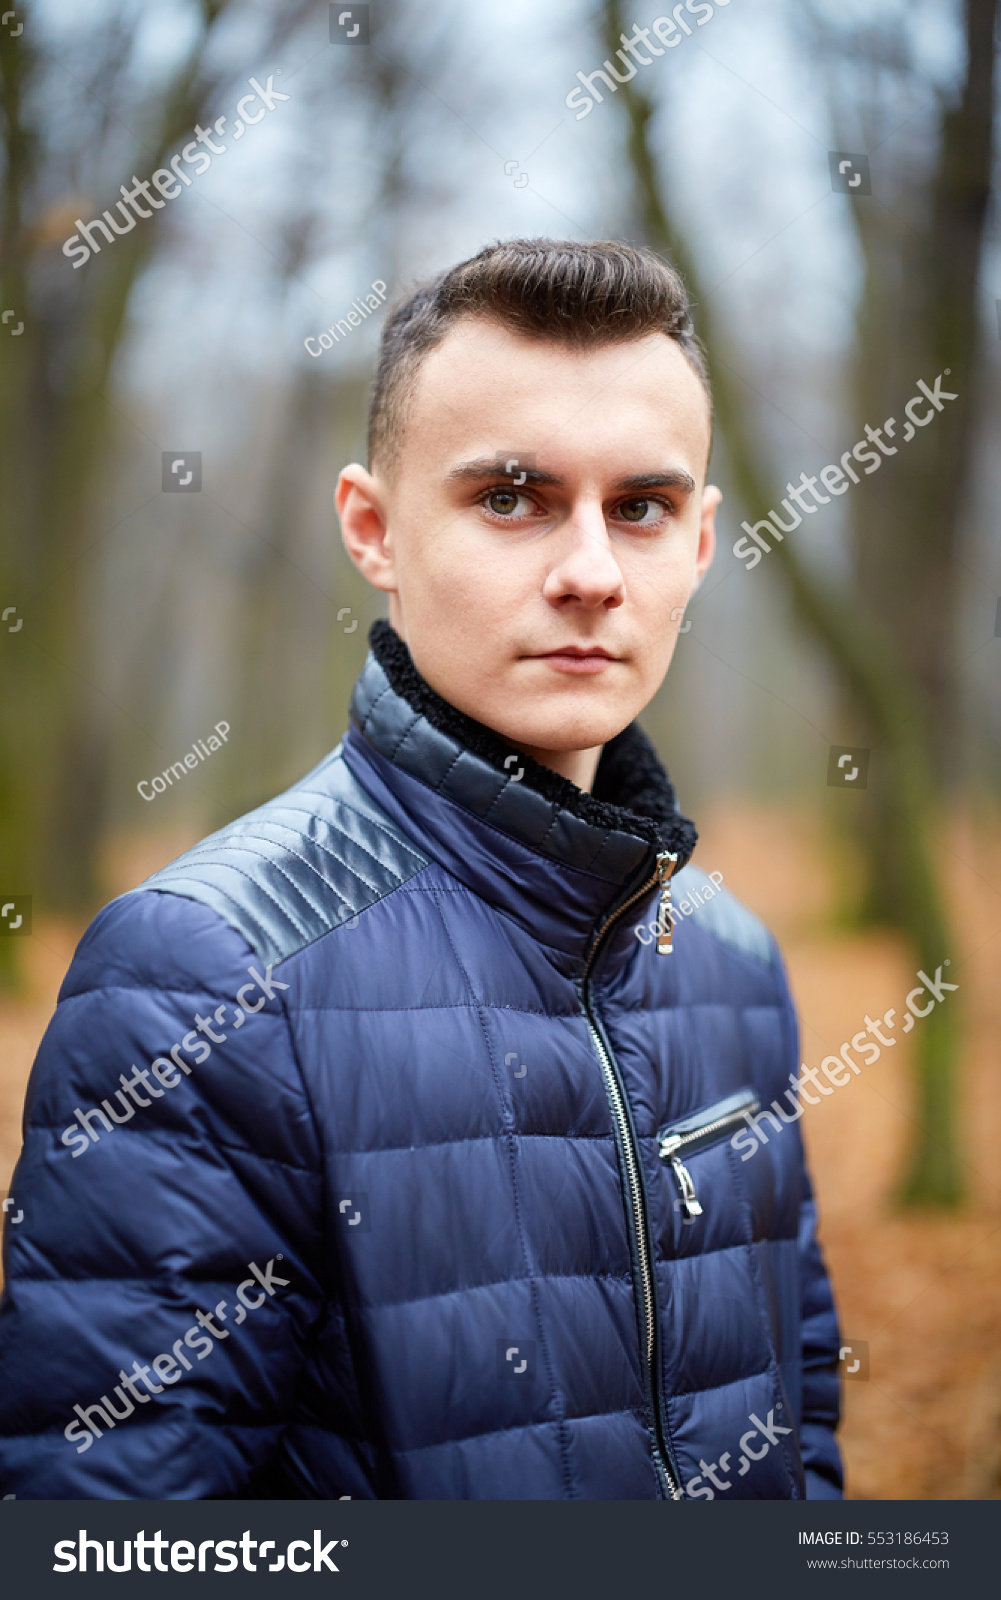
[667,1155,703,1218]
[658,1098,761,1218]
[654,851,679,954]
[582,849,682,1501]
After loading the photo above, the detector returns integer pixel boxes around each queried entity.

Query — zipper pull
[655,851,679,955]
[671,1156,703,1219]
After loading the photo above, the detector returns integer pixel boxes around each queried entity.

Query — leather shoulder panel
[134,745,429,967]
[674,864,776,967]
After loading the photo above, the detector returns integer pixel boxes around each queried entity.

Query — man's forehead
[420,316,703,394]
[403,319,711,471]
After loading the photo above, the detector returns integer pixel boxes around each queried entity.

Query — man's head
[337,238,719,789]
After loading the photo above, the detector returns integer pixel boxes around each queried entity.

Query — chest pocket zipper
[657,1087,760,1218]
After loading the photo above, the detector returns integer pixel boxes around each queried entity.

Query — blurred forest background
[2,0,1000,1498]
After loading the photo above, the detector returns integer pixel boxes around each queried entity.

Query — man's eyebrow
[445,460,697,495]
[613,470,696,495]
[446,458,562,486]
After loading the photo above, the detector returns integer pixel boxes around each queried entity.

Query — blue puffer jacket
[0,623,842,1500]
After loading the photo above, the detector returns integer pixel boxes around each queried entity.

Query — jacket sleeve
[772,942,844,1499]
[0,888,325,1499]
[797,1173,844,1498]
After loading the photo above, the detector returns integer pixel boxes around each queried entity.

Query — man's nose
[542,501,625,609]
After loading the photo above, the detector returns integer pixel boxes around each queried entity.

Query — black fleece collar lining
[368,620,698,868]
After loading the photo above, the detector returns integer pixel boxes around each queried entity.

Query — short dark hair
[367,237,711,474]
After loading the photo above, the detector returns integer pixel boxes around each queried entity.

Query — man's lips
[527,645,623,675]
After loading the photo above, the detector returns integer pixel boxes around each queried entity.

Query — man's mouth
[529,645,622,675]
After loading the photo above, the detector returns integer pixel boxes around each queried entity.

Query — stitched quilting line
[34,1118,804,1180]
[7,1270,315,1292]
[293,1130,619,1159]
[157,835,378,915]
[146,865,284,953]
[425,879,577,1498]
[27,1117,324,1178]
[392,1406,648,1458]
[386,716,447,779]
[536,803,587,863]
[155,825,377,915]
[289,999,583,1016]
[357,678,396,737]
[480,759,542,825]
[387,708,422,765]
[355,1266,652,1317]
[273,1406,645,1445]
[182,792,426,883]
[429,744,468,795]
[49,979,586,1020]
[288,994,781,1018]
[157,824,386,906]
[367,705,468,796]
[274,785,427,868]
[663,1363,782,1402]
[51,976,780,1027]
[150,834,422,961]
[1,1421,291,1444]
[10,1246,792,1310]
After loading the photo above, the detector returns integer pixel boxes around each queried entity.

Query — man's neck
[515,743,603,793]
[383,614,603,793]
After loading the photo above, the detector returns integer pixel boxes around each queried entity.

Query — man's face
[338,318,718,774]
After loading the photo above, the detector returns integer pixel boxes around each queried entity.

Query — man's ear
[336,464,396,594]
[694,483,721,587]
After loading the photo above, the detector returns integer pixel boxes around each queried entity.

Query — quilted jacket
[0,622,842,1500]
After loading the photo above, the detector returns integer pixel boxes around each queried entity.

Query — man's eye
[617,497,664,524]
[484,490,531,517]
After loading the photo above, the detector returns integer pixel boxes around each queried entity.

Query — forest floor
[1,808,999,1500]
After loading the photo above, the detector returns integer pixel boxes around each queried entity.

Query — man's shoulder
[673,863,777,969]
[78,744,429,990]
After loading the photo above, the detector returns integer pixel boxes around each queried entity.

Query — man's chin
[440,666,646,759]
[483,704,638,761]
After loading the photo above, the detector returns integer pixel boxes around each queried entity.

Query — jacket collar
[342,621,697,966]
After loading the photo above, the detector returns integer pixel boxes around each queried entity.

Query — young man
[0,239,842,1500]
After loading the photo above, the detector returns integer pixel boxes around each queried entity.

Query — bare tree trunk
[0,1,316,962]
[847,0,997,933]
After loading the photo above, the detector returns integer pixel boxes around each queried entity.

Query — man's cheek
[641,630,682,693]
